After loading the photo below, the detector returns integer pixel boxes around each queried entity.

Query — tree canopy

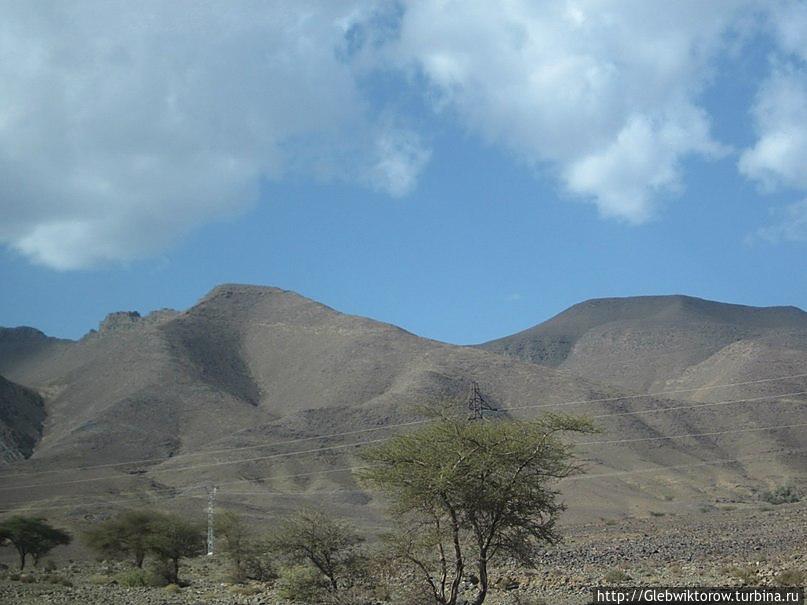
[83,509,159,568]
[144,513,205,584]
[268,508,365,594]
[0,516,71,570]
[359,412,595,605]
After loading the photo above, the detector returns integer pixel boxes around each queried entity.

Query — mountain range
[1,285,805,527]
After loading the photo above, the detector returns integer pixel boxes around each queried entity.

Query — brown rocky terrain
[0,375,45,462]
[0,286,804,604]
[479,295,807,395]
[0,499,804,605]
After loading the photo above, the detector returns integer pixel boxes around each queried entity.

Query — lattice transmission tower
[465,380,497,420]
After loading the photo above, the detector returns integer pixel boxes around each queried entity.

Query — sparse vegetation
[83,510,161,568]
[603,569,631,584]
[143,514,205,585]
[0,516,71,570]
[215,510,274,582]
[760,484,801,505]
[774,568,805,587]
[722,565,758,585]
[359,412,595,605]
[268,508,366,598]
[276,564,330,603]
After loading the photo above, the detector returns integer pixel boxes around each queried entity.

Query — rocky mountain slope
[0,375,45,462]
[479,295,807,394]
[0,287,804,527]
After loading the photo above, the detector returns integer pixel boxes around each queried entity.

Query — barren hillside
[0,287,804,528]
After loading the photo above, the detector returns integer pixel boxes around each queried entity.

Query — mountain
[0,287,804,527]
[0,375,45,463]
[479,295,807,394]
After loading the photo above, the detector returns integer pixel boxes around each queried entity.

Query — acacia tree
[216,511,274,581]
[268,508,364,595]
[359,413,595,605]
[0,516,71,570]
[83,510,161,567]
[144,513,204,584]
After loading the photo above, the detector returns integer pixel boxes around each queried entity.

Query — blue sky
[1,1,807,344]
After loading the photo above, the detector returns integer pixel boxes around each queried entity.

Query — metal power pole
[206,486,217,556]
[466,380,497,420]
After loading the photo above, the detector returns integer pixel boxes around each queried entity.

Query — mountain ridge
[0,285,805,526]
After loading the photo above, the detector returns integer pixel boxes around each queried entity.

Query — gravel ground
[1,501,804,605]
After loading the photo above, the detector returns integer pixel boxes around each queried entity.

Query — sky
[1,0,807,345]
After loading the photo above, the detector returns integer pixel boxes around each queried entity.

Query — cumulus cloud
[739,4,807,191]
[386,0,742,222]
[0,1,426,269]
[752,199,807,244]
[2,0,802,269]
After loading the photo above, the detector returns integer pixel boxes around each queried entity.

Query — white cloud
[0,1,427,269]
[385,0,743,222]
[739,64,807,191]
[368,127,432,198]
[752,198,807,244]
[738,2,807,243]
[2,0,801,269]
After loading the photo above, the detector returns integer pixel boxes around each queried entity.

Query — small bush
[42,559,57,572]
[722,565,758,585]
[164,583,181,593]
[241,551,277,582]
[649,511,666,517]
[603,569,631,584]
[775,569,805,587]
[761,484,801,505]
[114,568,150,587]
[276,565,329,603]
[87,574,110,585]
[42,574,72,587]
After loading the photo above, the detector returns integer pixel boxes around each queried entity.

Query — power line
[566,447,807,481]
[0,439,390,491]
[2,420,806,511]
[1,389,805,492]
[588,390,807,420]
[3,446,804,514]
[3,371,806,480]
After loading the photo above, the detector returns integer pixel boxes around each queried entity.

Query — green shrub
[775,569,805,587]
[114,568,149,587]
[164,583,181,593]
[42,559,57,572]
[603,569,631,584]
[761,484,800,505]
[276,565,329,602]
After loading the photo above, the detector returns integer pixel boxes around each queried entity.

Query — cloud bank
[0,1,804,268]
[0,1,425,269]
